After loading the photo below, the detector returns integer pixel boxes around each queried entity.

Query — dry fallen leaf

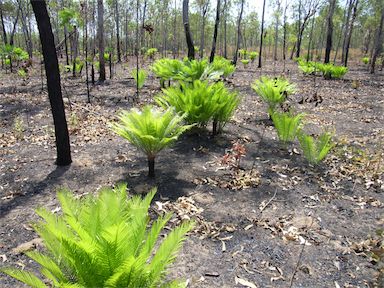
[235,276,257,288]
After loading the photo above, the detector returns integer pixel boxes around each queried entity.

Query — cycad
[271,111,304,146]
[297,131,334,164]
[111,106,193,177]
[211,57,236,77]
[131,69,147,89]
[251,77,295,112]
[212,82,241,135]
[156,80,220,127]
[1,184,193,288]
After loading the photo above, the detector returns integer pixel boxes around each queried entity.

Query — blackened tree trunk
[343,0,359,67]
[199,2,208,58]
[341,0,353,64]
[282,0,288,71]
[273,0,281,61]
[72,25,78,77]
[0,1,7,44]
[30,0,72,166]
[223,0,227,58]
[370,6,384,74]
[209,0,221,63]
[9,8,20,46]
[324,0,336,63]
[115,0,121,62]
[258,0,266,68]
[97,0,106,82]
[183,0,195,60]
[17,0,33,58]
[306,13,315,61]
[232,0,244,66]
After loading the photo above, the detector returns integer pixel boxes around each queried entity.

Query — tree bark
[370,6,384,74]
[30,0,72,166]
[341,0,353,64]
[209,0,221,63]
[17,0,33,58]
[115,0,121,62]
[9,8,20,46]
[0,1,7,44]
[258,0,266,68]
[273,0,281,61]
[343,0,359,67]
[282,0,288,67]
[324,0,336,63]
[97,0,106,82]
[183,0,195,60]
[232,0,244,66]
[199,2,208,58]
[223,0,227,58]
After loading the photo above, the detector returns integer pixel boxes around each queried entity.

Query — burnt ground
[0,58,383,287]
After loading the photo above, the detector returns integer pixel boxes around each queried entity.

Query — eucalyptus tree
[97,0,105,82]
[30,0,72,166]
[258,0,266,68]
[232,0,244,66]
[370,2,384,73]
[342,0,359,66]
[183,0,195,59]
[209,0,221,62]
[273,0,282,61]
[324,0,336,63]
[197,0,209,58]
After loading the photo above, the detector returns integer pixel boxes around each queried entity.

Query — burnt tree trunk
[324,0,336,63]
[370,6,384,74]
[115,0,121,62]
[183,0,195,60]
[30,0,72,166]
[258,0,266,68]
[209,0,221,63]
[343,0,359,67]
[223,0,227,58]
[232,0,244,66]
[97,0,106,82]
[199,2,208,58]
[0,1,7,44]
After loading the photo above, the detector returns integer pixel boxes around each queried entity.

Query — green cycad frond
[298,131,334,164]
[271,111,304,146]
[111,106,193,176]
[1,184,193,287]
[131,69,147,89]
[0,268,47,288]
[211,57,236,77]
[251,77,295,111]
[156,80,219,126]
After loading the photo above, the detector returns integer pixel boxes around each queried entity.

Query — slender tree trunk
[183,0,195,60]
[343,0,359,67]
[115,0,121,62]
[370,6,384,74]
[125,8,128,58]
[31,0,72,166]
[282,0,287,70]
[333,4,347,63]
[84,1,90,103]
[307,14,315,61]
[17,0,33,58]
[173,0,177,58]
[232,0,244,66]
[97,0,105,82]
[324,0,336,63]
[72,26,78,77]
[258,0,266,68]
[273,0,281,61]
[341,0,353,64]
[223,0,227,58]
[135,0,139,98]
[141,0,147,49]
[199,3,208,58]
[9,8,20,46]
[209,0,221,63]
[148,156,155,178]
[0,1,7,44]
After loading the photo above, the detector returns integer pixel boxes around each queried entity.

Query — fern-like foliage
[297,131,334,164]
[131,69,147,89]
[211,57,236,77]
[156,80,219,126]
[271,111,304,146]
[111,106,193,177]
[361,57,369,64]
[251,77,296,112]
[249,51,258,62]
[240,59,250,67]
[1,184,194,287]
[212,82,241,134]
[146,48,158,59]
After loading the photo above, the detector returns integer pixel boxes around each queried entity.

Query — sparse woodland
[0,0,383,287]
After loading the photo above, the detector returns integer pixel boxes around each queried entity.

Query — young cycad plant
[297,131,334,164]
[156,80,220,127]
[1,184,194,288]
[251,77,295,112]
[212,83,241,135]
[271,111,304,147]
[111,106,193,177]
[211,57,236,77]
[131,69,147,89]
[249,51,258,62]
[240,59,250,68]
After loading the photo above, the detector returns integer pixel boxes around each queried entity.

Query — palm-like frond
[252,77,295,111]
[271,111,304,146]
[1,185,194,287]
[131,69,147,89]
[297,131,334,164]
